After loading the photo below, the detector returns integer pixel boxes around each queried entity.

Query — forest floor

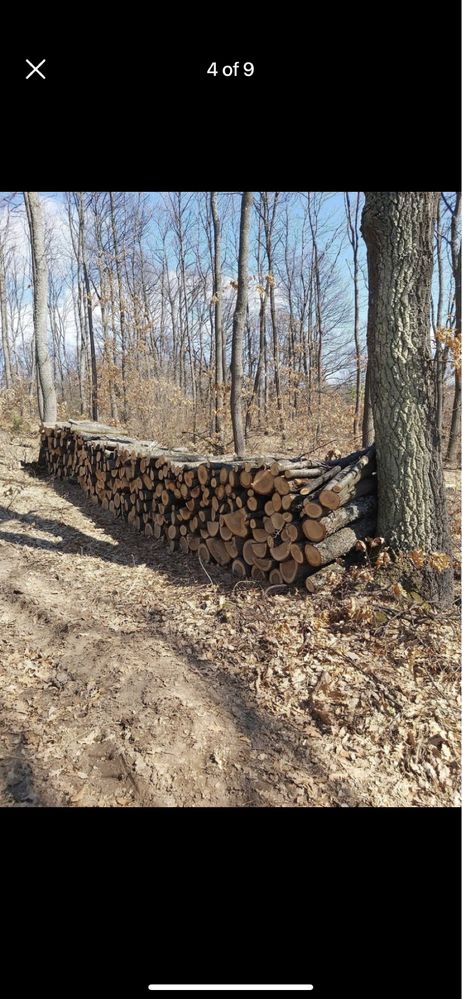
[0,429,460,808]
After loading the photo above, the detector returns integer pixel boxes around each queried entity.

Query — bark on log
[305,515,377,567]
[305,562,345,593]
[303,495,377,542]
[318,476,376,511]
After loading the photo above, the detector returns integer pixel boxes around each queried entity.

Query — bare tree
[258,193,285,437]
[231,193,253,454]
[0,233,13,389]
[24,192,57,424]
[443,192,461,463]
[109,191,129,423]
[362,191,453,607]
[76,193,98,420]
[344,193,361,440]
[210,193,224,443]
[433,195,446,436]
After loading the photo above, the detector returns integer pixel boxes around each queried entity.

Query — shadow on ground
[4,463,368,807]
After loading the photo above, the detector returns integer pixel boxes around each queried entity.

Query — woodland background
[0,192,459,463]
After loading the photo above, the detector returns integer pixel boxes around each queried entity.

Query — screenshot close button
[26,59,46,79]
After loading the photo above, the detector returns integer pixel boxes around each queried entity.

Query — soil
[0,430,459,807]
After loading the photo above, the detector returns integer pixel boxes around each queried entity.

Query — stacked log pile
[39,422,378,591]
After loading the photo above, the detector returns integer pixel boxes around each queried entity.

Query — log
[318,475,376,511]
[290,543,305,564]
[222,508,249,538]
[305,514,377,567]
[281,466,323,480]
[273,476,291,495]
[270,512,286,531]
[251,565,267,581]
[302,500,324,519]
[225,537,243,559]
[206,538,231,565]
[242,540,256,565]
[305,563,345,593]
[302,495,377,542]
[280,560,313,584]
[328,445,376,493]
[252,528,269,543]
[232,558,249,578]
[282,522,304,542]
[219,522,234,541]
[271,541,292,562]
[253,556,274,573]
[252,469,276,495]
[251,541,268,559]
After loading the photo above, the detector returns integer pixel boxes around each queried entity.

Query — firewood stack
[39,422,378,591]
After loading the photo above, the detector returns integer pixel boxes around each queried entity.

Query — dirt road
[0,431,459,807]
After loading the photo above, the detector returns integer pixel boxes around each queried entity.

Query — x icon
[26,59,46,79]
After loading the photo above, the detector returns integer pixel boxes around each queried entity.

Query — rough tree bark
[433,195,445,436]
[23,192,57,424]
[0,240,13,388]
[260,193,284,437]
[231,192,253,455]
[362,191,453,607]
[345,193,361,440]
[109,192,128,423]
[210,192,224,443]
[77,193,98,421]
[445,192,461,464]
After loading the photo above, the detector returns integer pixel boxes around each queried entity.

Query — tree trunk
[345,193,361,440]
[362,191,453,607]
[109,192,128,424]
[434,196,445,436]
[0,242,13,389]
[210,193,224,443]
[231,193,253,455]
[77,193,98,421]
[446,192,461,464]
[24,192,57,424]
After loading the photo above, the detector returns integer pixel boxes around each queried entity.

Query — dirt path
[0,431,459,807]
[0,432,335,806]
